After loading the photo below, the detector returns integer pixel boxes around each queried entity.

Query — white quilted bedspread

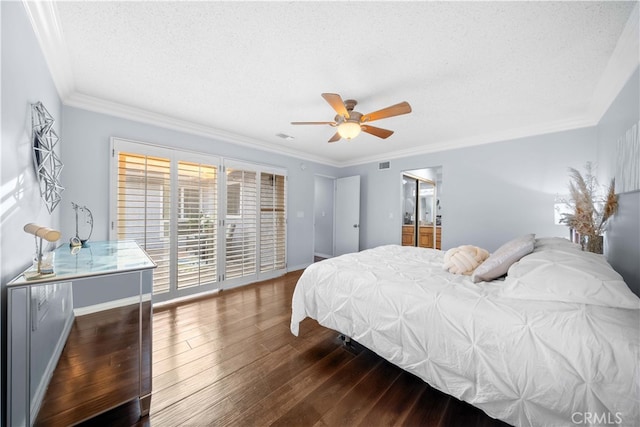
[290,245,640,427]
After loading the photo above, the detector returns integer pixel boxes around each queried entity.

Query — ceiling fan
[291,93,412,143]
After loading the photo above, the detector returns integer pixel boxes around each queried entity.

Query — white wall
[1,2,64,423]
[598,67,640,292]
[341,126,598,252]
[1,2,62,284]
[597,68,639,182]
[60,106,340,271]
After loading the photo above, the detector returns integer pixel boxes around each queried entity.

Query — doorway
[401,167,442,250]
[314,175,335,260]
[314,174,361,260]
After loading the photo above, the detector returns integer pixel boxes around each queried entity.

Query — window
[225,168,257,280]
[176,161,218,290]
[260,173,286,272]
[116,152,171,294]
[111,138,287,302]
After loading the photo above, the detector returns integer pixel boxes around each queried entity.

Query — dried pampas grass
[561,162,618,237]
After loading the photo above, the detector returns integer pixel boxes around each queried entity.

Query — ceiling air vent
[378,161,390,170]
[276,133,295,141]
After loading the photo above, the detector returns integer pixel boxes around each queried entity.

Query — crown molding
[22,0,74,100]
[64,93,596,169]
[64,92,342,167]
[339,116,595,168]
[586,2,639,124]
[62,90,598,169]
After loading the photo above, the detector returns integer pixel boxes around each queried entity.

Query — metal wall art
[31,101,64,213]
[71,201,94,247]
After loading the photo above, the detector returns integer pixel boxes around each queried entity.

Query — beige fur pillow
[443,245,490,275]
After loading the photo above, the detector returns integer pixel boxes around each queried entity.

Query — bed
[290,237,640,427]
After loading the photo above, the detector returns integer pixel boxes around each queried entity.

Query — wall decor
[615,121,640,194]
[31,101,64,213]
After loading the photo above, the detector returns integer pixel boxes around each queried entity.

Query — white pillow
[501,249,640,309]
[471,234,535,283]
[533,237,581,252]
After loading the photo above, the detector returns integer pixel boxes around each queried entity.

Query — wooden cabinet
[403,225,441,250]
[418,226,441,250]
[402,225,415,246]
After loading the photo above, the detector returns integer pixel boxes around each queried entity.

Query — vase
[583,234,603,254]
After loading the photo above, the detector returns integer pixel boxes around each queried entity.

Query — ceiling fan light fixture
[337,120,361,140]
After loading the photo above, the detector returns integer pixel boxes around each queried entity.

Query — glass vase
[584,234,604,254]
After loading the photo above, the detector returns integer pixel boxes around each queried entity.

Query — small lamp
[23,223,61,275]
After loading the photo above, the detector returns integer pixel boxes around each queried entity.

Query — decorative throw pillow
[471,234,535,283]
[443,245,490,275]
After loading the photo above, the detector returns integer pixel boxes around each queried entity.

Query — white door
[334,175,361,256]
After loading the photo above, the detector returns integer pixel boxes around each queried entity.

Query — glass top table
[8,240,156,286]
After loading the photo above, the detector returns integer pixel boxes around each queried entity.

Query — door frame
[334,175,361,256]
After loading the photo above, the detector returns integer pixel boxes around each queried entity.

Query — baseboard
[288,262,312,272]
[73,294,151,316]
[314,252,333,259]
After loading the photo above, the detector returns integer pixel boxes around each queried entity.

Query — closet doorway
[401,167,442,250]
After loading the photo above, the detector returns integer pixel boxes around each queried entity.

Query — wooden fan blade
[291,121,337,126]
[361,125,394,139]
[321,93,350,119]
[361,101,412,123]
[328,132,342,143]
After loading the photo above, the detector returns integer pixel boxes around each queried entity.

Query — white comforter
[291,244,640,427]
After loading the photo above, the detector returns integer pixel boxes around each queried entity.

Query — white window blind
[225,168,257,280]
[116,152,171,295]
[260,173,286,273]
[176,161,218,289]
[112,138,287,301]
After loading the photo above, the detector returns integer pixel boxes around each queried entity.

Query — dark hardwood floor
[64,270,511,426]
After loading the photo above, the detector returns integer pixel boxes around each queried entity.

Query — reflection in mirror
[401,167,442,249]
[34,299,142,425]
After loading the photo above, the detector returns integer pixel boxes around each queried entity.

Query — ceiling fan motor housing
[335,110,362,125]
[344,99,358,112]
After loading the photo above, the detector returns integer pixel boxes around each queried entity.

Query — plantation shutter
[176,161,218,289]
[113,138,288,301]
[225,168,257,280]
[260,172,286,273]
[116,152,171,295]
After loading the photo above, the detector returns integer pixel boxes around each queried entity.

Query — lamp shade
[337,121,361,140]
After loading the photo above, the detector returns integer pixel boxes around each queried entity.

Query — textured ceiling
[34,1,638,166]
